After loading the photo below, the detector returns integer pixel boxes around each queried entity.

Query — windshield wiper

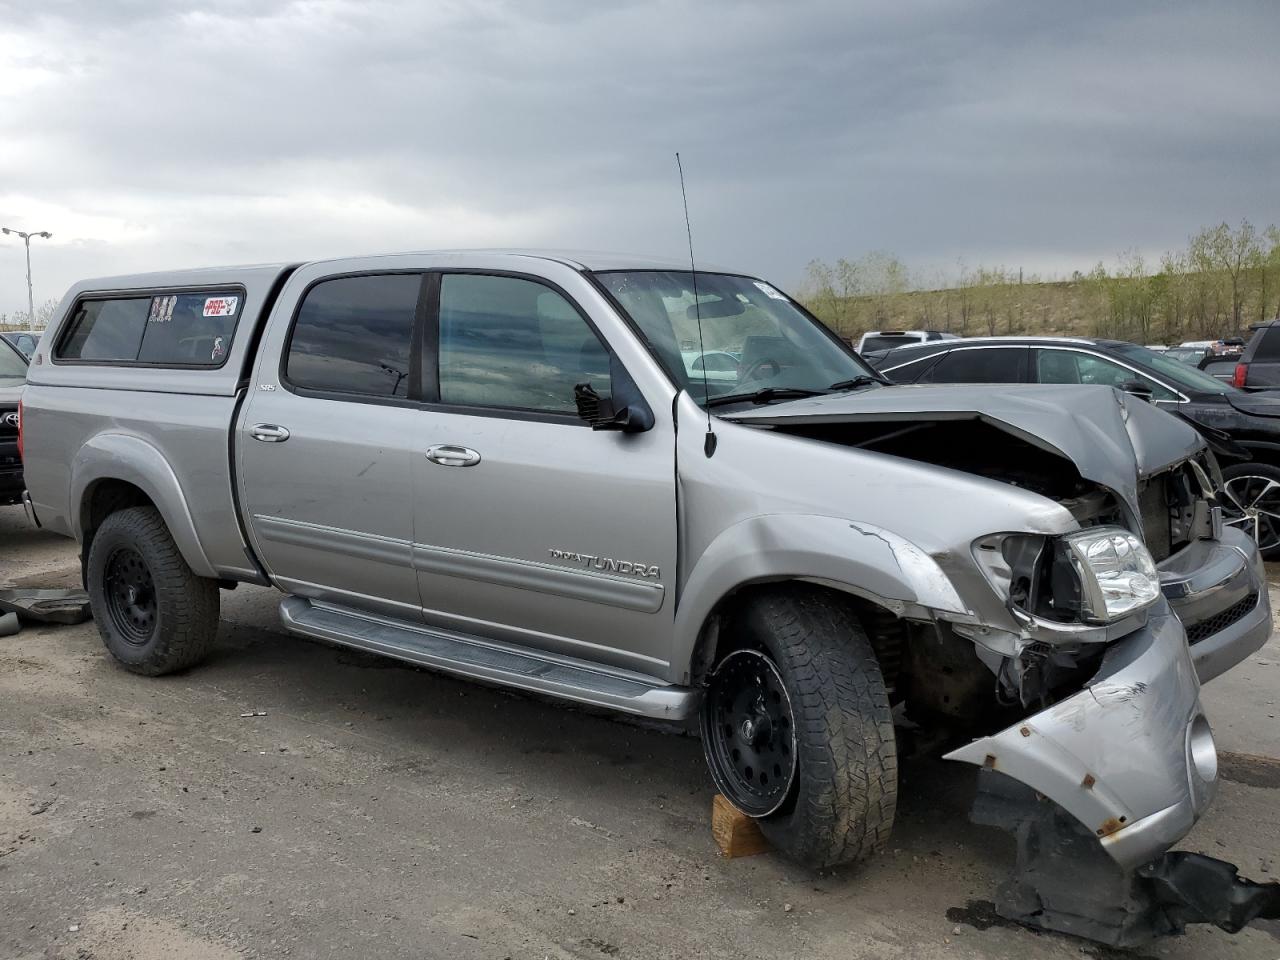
[827,375,886,392]
[705,387,827,408]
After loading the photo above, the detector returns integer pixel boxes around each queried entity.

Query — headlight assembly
[1060,526,1160,623]
[974,525,1161,627]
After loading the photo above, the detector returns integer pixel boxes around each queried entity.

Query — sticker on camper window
[203,296,239,318]
[211,336,226,362]
[148,295,177,323]
[753,281,788,301]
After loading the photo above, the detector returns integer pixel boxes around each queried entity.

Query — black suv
[864,336,1280,557]
[0,336,26,505]
[1228,320,1280,391]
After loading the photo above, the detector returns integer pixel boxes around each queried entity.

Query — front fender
[673,513,970,681]
[70,433,218,578]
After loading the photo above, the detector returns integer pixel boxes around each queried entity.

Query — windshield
[0,338,27,386]
[594,271,877,405]
[1112,343,1234,395]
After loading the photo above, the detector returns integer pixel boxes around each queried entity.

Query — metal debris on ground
[0,588,92,625]
[239,711,268,718]
[971,769,1280,946]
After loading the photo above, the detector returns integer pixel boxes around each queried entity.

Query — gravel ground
[1,504,1278,959]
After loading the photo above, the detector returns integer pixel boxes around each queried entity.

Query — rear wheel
[700,587,897,867]
[1221,462,1280,559]
[87,506,220,675]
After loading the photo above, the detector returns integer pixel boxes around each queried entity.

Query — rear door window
[58,291,244,366]
[285,274,422,399]
[1035,349,1179,401]
[918,347,1026,383]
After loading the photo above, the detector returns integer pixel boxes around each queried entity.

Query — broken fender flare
[673,513,969,681]
[69,433,219,579]
[945,600,1215,869]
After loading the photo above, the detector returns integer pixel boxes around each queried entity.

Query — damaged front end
[723,384,1278,943]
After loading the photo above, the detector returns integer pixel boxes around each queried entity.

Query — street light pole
[1,227,53,325]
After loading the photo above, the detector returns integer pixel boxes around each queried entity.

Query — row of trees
[802,221,1280,345]
[0,298,59,331]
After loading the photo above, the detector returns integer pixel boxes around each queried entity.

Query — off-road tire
[710,586,897,867]
[87,506,220,675]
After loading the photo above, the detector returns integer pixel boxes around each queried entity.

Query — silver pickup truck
[16,252,1273,937]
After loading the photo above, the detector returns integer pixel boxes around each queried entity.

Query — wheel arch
[674,514,966,684]
[1232,440,1280,469]
[72,434,218,579]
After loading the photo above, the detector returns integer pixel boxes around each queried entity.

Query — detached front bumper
[1160,526,1271,683]
[946,599,1215,870]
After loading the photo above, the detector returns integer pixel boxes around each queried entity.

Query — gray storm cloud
[0,0,1277,314]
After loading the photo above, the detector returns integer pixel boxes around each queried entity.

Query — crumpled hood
[722,383,1205,520]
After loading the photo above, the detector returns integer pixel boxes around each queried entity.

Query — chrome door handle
[251,424,291,443]
[425,444,481,467]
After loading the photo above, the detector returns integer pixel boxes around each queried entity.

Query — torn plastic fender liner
[945,599,1214,869]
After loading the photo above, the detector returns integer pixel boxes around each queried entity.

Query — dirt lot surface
[2,504,1279,959]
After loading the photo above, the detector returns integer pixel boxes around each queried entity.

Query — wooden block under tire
[711,794,770,858]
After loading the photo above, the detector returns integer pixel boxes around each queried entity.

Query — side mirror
[1117,380,1155,402]
[573,383,653,433]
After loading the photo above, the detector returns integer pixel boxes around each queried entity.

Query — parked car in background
[1199,354,1239,384]
[865,335,1280,558]
[0,335,27,504]
[855,329,957,353]
[680,348,739,383]
[1166,345,1212,365]
[18,252,1264,916]
[1227,319,1280,392]
[1,330,41,359]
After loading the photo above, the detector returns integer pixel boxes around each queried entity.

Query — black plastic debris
[0,612,18,637]
[0,588,93,625]
[971,769,1280,946]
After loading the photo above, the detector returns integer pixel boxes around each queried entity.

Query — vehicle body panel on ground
[17,252,1268,918]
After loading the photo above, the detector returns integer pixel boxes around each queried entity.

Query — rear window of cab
[55,290,244,367]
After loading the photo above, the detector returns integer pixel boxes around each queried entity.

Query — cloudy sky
[0,0,1277,317]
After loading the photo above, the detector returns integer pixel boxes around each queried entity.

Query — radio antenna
[676,152,716,457]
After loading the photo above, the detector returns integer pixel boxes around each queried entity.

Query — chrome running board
[278,596,698,720]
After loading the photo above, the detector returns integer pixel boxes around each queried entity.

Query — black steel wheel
[103,546,157,645]
[1221,462,1280,558]
[700,586,897,867]
[701,648,798,817]
[87,506,220,676]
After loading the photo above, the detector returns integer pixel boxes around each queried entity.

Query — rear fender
[70,433,217,578]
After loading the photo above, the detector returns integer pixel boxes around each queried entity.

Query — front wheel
[87,506,220,675]
[1220,462,1280,559]
[700,587,897,867]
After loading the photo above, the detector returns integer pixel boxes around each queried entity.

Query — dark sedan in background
[863,335,1280,557]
